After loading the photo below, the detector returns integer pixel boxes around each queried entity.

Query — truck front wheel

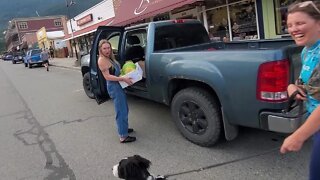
[83,72,94,99]
[171,87,222,147]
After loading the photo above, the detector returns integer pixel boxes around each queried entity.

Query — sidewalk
[49,57,81,71]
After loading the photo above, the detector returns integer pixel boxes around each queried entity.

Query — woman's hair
[288,1,320,21]
[98,39,116,61]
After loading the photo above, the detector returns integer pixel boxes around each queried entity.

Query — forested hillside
[0,0,102,51]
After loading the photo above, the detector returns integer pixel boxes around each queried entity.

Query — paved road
[0,60,311,180]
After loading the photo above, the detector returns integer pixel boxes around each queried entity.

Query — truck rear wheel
[83,72,94,99]
[171,87,222,147]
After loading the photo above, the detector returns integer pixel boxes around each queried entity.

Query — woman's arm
[280,106,320,153]
[98,58,132,85]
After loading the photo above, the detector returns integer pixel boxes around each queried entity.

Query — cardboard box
[119,62,143,88]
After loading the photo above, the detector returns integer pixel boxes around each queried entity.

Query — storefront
[262,0,296,39]
[112,0,204,26]
[64,0,115,59]
[200,0,260,42]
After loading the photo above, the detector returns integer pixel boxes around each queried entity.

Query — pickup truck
[82,19,304,147]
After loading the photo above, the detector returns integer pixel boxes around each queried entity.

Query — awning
[112,0,203,26]
[64,17,114,41]
[47,31,65,39]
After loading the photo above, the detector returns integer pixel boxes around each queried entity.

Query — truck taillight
[173,19,185,23]
[257,59,289,102]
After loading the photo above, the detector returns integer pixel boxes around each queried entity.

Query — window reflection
[274,0,296,35]
[207,6,229,41]
[229,0,258,40]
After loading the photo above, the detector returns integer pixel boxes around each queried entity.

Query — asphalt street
[0,60,311,180]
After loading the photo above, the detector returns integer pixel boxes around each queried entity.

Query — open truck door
[90,26,124,104]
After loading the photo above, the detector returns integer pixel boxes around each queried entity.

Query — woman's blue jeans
[310,131,320,180]
[106,82,129,138]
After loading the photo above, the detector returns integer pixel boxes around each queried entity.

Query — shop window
[18,22,28,30]
[274,0,296,35]
[205,0,226,9]
[153,13,170,21]
[228,0,242,4]
[229,0,258,40]
[207,6,229,41]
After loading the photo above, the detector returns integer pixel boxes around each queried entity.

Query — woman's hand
[120,77,133,85]
[287,84,307,101]
[280,133,305,154]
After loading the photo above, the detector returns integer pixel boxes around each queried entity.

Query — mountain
[0,0,103,51]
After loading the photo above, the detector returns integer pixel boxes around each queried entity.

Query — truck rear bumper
[260,105,307,133]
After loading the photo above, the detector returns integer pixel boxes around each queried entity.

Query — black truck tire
[171,87,222,147]
[83,72,94,99]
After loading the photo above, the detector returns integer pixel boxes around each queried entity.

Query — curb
[50,64,81,71]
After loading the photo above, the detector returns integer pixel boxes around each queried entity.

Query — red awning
[64,17,114,40]
[112,0,202,26]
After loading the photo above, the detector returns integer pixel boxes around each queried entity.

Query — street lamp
[65,0,78,59]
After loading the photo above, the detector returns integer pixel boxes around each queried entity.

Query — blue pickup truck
[85,19,304,147]
[24,49,42,68]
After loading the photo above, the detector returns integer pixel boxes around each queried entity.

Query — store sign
[77,14,93,26]
[134,0,150,15]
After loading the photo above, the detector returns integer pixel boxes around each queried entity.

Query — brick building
[4,15,68,52]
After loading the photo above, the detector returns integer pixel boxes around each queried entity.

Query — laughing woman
[280,1,320,179]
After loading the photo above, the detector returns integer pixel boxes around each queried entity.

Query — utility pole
[65,0,77,59]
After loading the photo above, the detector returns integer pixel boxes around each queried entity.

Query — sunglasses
[297,1,320,14]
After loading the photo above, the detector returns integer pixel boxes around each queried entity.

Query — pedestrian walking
[49,46,54,58]
[97,39,136,143]
[41,48,50,71]
[280,1,320,180]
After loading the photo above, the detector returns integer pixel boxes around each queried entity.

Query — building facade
[64,0,115,59]
[63,0,301,57]
[5,15,68,52]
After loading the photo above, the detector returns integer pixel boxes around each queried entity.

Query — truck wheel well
[81,66,89,76]
[168,79,221,107]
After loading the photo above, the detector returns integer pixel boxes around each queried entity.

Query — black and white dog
[112,155,166,180]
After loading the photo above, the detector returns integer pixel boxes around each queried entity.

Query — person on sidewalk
[280,1,320,179]
[49,46,54,58]
[41,48,50,71]
[97,39,136,143]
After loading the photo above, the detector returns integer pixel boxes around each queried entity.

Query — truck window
[154,23,210,51]
[124,29,147,62]
[108,35,120,60]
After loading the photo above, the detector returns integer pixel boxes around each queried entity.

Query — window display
[274,0,296,35]
[205,0,258,41]
[205,0,226,9]
[229,0,258,40]
[207,7,229,41]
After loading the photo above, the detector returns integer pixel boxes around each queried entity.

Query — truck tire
[83,72,94,99]
[171,87,222,147]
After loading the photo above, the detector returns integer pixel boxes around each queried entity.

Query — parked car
[84,19,304,147]
[24,49,42,68]
[3,52,13,61]
[12,51,25,64]
[1,51,8,60]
